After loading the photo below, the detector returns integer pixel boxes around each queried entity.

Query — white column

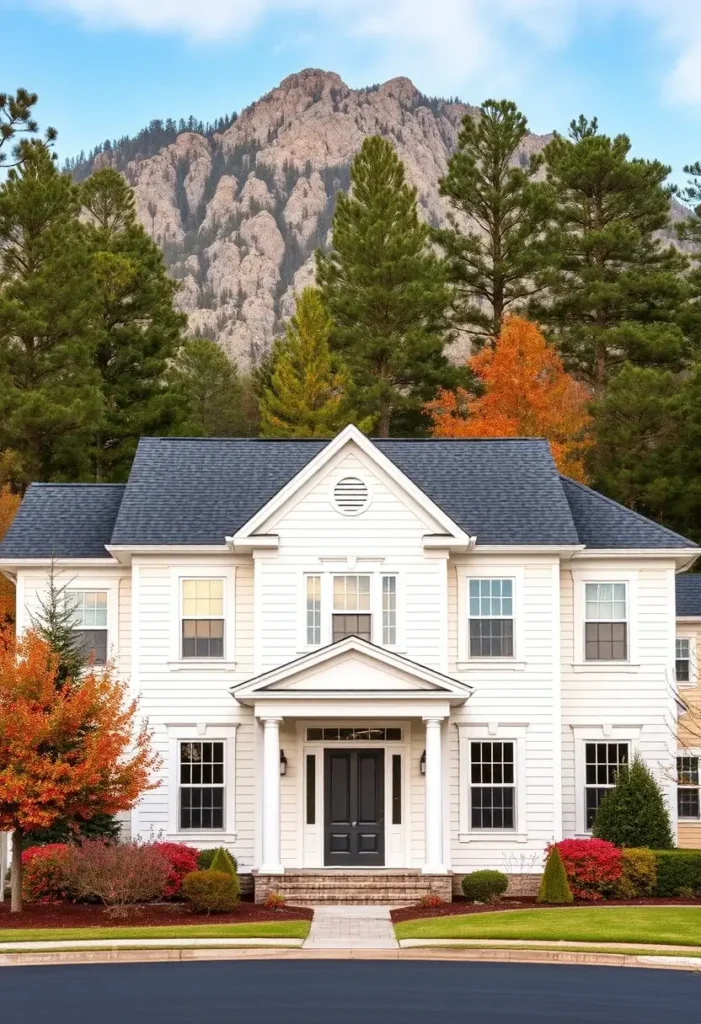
[422,717,447,874]
[260,717,284,874]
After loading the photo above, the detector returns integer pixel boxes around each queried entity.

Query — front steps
[253,869,453,906]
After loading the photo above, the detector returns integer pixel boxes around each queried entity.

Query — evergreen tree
[0,89,56,168]
[537,846,573,904]
[317,136,457,437]
[434,99,550,346]
[81,168,187,479]
[0,142,103,482]
[168,336,250,436]
[534,117,690,394]
[31,561,86,685]
[592,753,674,849]
[260,288,361,438]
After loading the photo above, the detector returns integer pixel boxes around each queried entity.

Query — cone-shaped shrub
[537,846,573,904]
[209,847,237,877]
[592,754,674,849]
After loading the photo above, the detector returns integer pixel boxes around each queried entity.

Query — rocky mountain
[80,69,551,369]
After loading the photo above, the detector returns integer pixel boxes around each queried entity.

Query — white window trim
[456,723,528,842]
[677,747,701,822]
[456,567,525,669]
[571,725,641,835]
[676,635,698,688]
[572,569,639,670]
[297,569,405,652]
[63,578,119,666]
[166,723,238,840]
[168,565,236,670]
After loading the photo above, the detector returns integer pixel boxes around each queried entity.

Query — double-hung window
[584,742,629,829]
[678,756,700,820]
[470,741,515,829]
[332,575,371,643]
[179,741,224,829]
[182,579,224,659]
[676,639,692,684]
[585,583,627,661]
[68,591,108,665]
[468,579,513,658]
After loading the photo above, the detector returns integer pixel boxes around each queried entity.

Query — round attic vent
[333,476,370,516]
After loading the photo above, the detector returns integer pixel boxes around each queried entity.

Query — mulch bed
[390,896,701,924]
[0,898,313,929]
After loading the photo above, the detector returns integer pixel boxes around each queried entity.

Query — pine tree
[317,136,457,437]
[434,99,551,346]
[537,846,573,904]
[533,117,691,395]
[592,753,674,849]
[168,337,250,437]
[260,288,361,438]
[0,90,56,168]
[31,561,86,686]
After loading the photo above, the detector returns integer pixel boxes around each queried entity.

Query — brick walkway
[303,906,399,950]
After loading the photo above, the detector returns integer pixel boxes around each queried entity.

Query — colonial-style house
[1,425,697,903]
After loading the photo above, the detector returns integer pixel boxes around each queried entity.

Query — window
[468,579,513,658]
[306,576,321,646]
[678,756,700,819]
[68,591,108,665]
[306,727,402,741]
[584,742,629,829]
[332,575,371,643]
[585,583,627,661]
[676,639,692,684]
[470,741,515,829]
[182,579,224,658]
[179,741,224,829]
[306,754,316,825]
[392,754,402,825]
[382,576,397,645]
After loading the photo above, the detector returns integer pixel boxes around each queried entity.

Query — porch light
[420,750,426,775]
[279,749,288,776]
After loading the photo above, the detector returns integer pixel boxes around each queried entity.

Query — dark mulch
[390,895,701,924]
[0,898,313,929]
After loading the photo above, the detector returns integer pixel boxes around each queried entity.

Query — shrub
[537,846,573,904]
[197,848,238,872]
[23,814,122,848]
[616,848,657,898]
[461,870,509,902]
[592,754,674,850]
[419,893,446,909]
[208,847,237,877]
[553,839,622,900]
[21,845,72,903]
[151,842,199,898]
[61,841,170,912]
[264,890,286,910]
[182,870,240,913]
[654,850,701,897]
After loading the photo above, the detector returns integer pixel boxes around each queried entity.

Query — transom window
[68,591,108,665]
[306,727,402,741]
[585,742,629,829]
[678,755,700,820]
[182,579,224,659]
[468,579,514,658]
[332,574,371,643]
[470,741,515,829]
[584,583,627,661]
[676,639,692,684]
[179,741,224,829]
[306,575,321,646]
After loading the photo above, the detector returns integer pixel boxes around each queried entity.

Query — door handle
[352,821,357,827]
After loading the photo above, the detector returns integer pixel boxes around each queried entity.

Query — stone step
[253,871,453,905]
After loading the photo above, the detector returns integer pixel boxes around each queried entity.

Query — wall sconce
[279,750,288,776]
[419,750,426,775]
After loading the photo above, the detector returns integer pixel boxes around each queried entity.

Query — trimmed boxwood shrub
[461,870,508,902]
[654,850,701,897]
[197,848,238,872]
[182,870,240,913]
[616,848,657,898]
[537,846,573,904]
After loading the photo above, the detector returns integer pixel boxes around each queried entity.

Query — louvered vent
[333,476,370,515]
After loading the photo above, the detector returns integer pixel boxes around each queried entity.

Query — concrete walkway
[303,906,399,950]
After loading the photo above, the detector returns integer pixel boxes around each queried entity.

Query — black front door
[324,749,385,866]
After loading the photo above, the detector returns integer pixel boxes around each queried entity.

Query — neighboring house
[676,574,701,849]
[0,426,697,901]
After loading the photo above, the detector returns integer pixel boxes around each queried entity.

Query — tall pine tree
[168,336,250,437]
[317,136,456,437]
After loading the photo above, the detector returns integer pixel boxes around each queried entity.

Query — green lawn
[0,921,310,943]
[394,907,701,946]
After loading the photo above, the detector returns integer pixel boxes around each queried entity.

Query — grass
[0,921,310,943]
[394,907,701,946]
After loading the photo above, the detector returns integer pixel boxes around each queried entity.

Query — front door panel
[324,749,385,866]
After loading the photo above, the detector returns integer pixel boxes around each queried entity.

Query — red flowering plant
[150,842,199,898]
[21,844,72,903]
[549,839,622,900]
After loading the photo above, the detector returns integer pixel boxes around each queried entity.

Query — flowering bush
[551,839,622,900]
[21,844,72,903]
[150,842,199,897]
[61,840,170,913]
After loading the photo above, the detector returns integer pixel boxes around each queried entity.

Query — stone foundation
[253,869,454,906]
[452,873,541,898]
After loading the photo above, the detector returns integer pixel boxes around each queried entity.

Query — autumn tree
[0,488,20,623]
[0,628,159,911]
[426,317,591,480]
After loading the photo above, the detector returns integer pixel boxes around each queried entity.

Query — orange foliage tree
[0,629,160,911]
[0,487,20,623]
[426,317,591,480]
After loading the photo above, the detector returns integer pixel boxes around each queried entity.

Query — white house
[1,425,697,902]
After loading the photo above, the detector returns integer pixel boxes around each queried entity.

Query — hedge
[654,850,701,897]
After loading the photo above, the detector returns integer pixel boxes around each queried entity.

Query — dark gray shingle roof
[676,574,701,617]
[0,484,126,559]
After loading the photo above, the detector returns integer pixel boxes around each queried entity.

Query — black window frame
[677,755,700,820]
[584,741,629,830]
[179,740,225,830]
[469,741,516,831]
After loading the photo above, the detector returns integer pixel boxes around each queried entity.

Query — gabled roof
[676,574,701,617]
[0,484,125,560]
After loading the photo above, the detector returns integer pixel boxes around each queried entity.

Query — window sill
[167,660,237,672]
[458,831,528,843]
[457,660,526,672]
[570,662,640,673]
[169,830,237,841]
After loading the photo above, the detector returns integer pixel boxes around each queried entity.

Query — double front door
[324,749,385,866]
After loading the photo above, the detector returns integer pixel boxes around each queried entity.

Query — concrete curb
[398,938,701,953]
[0,937,304,952]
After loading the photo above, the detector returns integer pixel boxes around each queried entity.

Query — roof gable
[0,484,125,560]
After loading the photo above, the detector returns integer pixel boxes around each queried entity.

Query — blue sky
[3,1,701,184]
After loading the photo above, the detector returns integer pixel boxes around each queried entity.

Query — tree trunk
[10,827,23,913]
[377,404,391,439]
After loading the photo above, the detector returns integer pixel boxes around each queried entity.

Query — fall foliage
[0,628,160,910]
[426,317,591,480]
[0,486,20,622]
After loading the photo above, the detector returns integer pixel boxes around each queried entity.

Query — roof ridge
[136,435,550,444]
[28,482,127,489]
